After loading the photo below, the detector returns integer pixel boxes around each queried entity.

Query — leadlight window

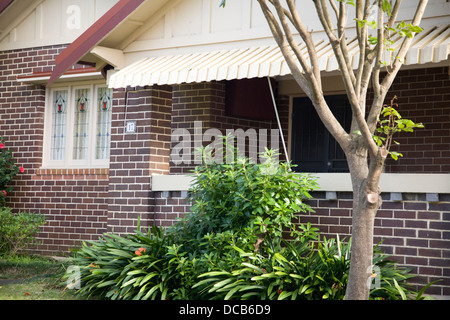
[73,88,90,160]
[96,87,112,160]
[45,84,113,168]
[50,90,68,161]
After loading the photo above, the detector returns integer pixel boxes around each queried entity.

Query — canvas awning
[109,24,450,88]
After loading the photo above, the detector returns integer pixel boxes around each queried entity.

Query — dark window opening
[225,78,276,121]
[291,95,351,173]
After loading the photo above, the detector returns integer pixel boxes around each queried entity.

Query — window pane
[96,87,112,160]
[50,90,68,161]
[291,95,350,173]
[73,88,90,160]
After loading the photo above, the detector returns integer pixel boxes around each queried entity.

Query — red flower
[2,190,6,196]
[135,247,146,256]
[19,166,25,173]
[0,143,4,149]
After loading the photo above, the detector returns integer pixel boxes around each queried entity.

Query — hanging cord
[267,76,289,163]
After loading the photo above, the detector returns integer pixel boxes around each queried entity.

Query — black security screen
[291,95,351,173]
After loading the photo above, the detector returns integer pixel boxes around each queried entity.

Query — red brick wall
[384,67,450,173]
[152,189,450,296]
[108,85,172,233]
[170,81,289,174]
[1,44,449,295]
[299,191,450,296]
[0,45,111,255]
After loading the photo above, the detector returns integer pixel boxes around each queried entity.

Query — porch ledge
[151,173,450,194]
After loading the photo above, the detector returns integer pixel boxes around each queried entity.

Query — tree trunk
[345,147,384,300]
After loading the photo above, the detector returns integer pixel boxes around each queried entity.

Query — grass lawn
[0,255,81,300]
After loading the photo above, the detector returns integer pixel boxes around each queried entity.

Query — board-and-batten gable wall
[0,0,119,52]
[120,0,449,64]
[120,0,323,63]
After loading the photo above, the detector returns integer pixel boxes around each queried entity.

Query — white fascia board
[19,72,103,85]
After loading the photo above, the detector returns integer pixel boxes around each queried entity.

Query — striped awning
[109,24,449,88]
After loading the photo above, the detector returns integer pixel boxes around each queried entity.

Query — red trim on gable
[47,0,146,86]
[0,0,14,14]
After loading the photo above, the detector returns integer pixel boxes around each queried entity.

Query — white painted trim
[152,174,194,191]
[42,81,111,169]
[19,72,103,85]
[151,173,450,194]
[90,46,125,69]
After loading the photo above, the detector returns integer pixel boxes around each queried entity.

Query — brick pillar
[170,82,226,174]
[108,85,172,233]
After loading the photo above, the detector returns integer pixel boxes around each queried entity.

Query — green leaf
[368,36,378,45]
[192,277,223,289]
[278,291,293,300]
[127,269,147,276]
[241,262,265,274]
[97,280,118,288]
[224,285,242,300]
[107,248,133,259]
[394,279,407,300]
[289,273,303,280]
[209,278,234,292]
[198,270,231,277]
[382,0,392,16]
[390,151,403,161]
[121,277,138,288]
[415,280,441,300]
[140,272,159,285]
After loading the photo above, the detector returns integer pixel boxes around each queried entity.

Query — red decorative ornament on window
[99,89,111,111]
[78,93,87,112]
[55,94,65,113]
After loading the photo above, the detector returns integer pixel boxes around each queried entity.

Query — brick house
[1,0,449,297]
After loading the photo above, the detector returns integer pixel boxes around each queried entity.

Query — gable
[0,0,118,51]
[121,0,450,58]
[121,0,279,56]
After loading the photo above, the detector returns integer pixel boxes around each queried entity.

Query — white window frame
[43,80,112,169]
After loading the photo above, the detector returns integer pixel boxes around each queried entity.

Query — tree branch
[372,0,385,96]
[256,0,311,95]
[258,0,349,150]
[272,0,316,84]
[286,0,322,91]
[367,0,429,133]
[313,0,377,155]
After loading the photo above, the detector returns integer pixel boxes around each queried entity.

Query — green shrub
[194,228,349,300]
[0,207,46,257]
[64,137,430,300]
[64,225,172,299]
[194,234,422,300]
[0,138,24,206]
[168,135,317,252]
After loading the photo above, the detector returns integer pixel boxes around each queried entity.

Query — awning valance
[109,24,449,88]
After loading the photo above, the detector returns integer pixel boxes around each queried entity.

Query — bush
[0,138,24,206]
[64,137,429,300]
[168,135,317,252]
[0,207,46,257]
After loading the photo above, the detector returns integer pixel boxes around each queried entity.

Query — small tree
[220,0,428,299]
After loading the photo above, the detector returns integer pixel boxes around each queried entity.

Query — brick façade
[1,43,449,296]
